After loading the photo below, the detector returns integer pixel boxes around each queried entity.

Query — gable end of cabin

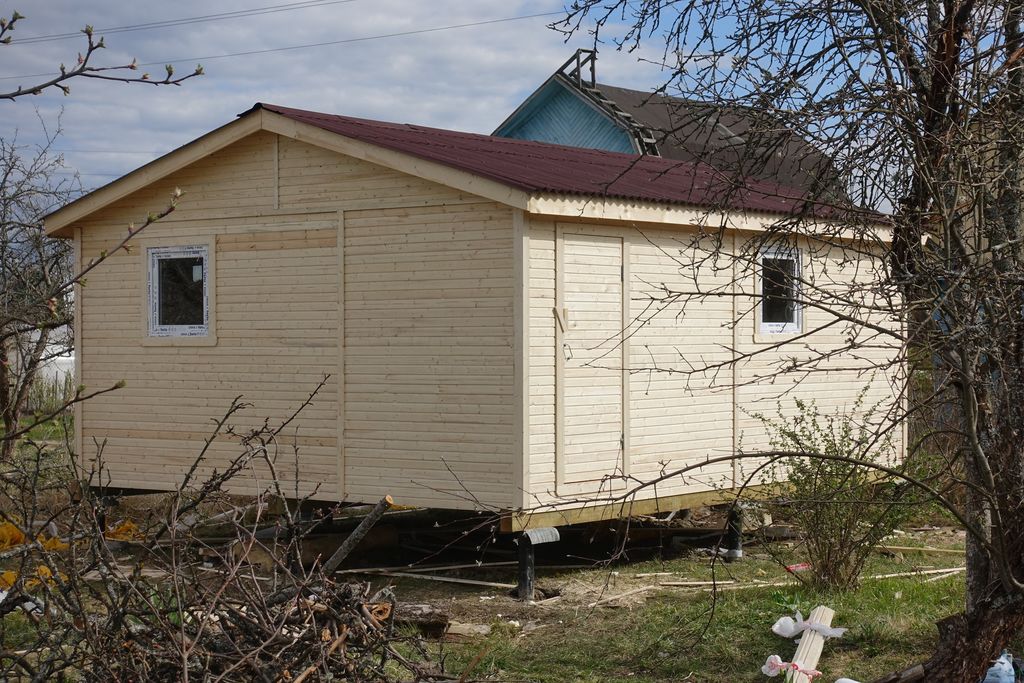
[64,126,522,511]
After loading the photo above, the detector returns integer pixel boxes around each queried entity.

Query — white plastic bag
[772,611,848,641]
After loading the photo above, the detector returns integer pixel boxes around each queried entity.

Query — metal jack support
[516,527,560,600]
[723,505,743,563]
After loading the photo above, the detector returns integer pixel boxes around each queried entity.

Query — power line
[53,148,165,155]
[54,171,123,177]
[0,11,563,81]
[11,0,359,45]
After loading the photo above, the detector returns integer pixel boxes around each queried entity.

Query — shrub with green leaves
[757,391,911,590]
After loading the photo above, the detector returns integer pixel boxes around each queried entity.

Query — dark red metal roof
[251,103,851,218]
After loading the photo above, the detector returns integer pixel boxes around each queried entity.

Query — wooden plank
[359,570,515,590]
[560,232,623,487]
[337,210,346,501]
[527,195,892,243]
[874,544,964,556]
[526,220,557,498]
[587,585,656,608]
[786,605,834,683]
[621,233,631,478]
[513,209,529,509]
[217,235,337,252]
[502,484,775,532]
[73,226,84,465]
[732,229,740,488]
[272,133,279,210]
[554,224,565,489]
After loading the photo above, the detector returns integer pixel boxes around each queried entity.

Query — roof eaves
[527,191,893,242]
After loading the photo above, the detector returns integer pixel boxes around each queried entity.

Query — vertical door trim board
[73,226,84,466]
[554,224,566,490]
[555,223,629,494]
[731,229,740,488]
[620,233,631,480]
[336,210,346,501]
[512,209,530,509]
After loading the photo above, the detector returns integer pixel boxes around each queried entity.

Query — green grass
[0,412,72,445]
[447,578,963,682]
[22,418,68,443]
[1,612,36,650]
[440,549,974,683]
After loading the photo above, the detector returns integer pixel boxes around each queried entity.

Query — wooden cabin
[44,103,899,531]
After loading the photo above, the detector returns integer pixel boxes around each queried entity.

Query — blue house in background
[494,50,655,156]
[494,50,843,200]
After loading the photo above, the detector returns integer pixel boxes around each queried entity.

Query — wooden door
[560,233,624,485]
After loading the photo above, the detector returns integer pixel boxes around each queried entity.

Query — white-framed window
[759,247,801,335]
[147,244,210,337]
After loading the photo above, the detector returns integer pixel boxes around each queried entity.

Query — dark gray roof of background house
[591,83,844,199]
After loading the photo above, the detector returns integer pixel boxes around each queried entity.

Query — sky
[0,1,673,190]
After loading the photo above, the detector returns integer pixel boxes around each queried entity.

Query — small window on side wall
[759,247,801,335]
[147,245,209,337]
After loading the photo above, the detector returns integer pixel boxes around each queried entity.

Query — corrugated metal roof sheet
[252,103,851,219]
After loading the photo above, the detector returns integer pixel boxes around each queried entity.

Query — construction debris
[587,585,658,608]
[365,570,517,590]
[873,544,965,556]
[764,605,840,682]
[444,622,492,641]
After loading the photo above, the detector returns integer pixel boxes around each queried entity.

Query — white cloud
[0,0,674,186]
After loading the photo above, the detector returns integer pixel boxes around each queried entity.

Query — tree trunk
[0,333,14,462]
[874,599,1024,683]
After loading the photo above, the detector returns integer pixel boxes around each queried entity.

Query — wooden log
[264,496,392,608]
[786,605,834,683]
[322,496,392,574]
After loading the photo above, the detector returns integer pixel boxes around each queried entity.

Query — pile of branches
[0,387,449,682]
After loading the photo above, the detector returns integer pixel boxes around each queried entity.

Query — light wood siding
[733,237,901,485]
[561,233,624,484]
[76,132,342,498]
[527,220,557,503]
[276,136,474,210]
[625,227,737,494]
[73,131,517,506]
[526,223,898,508]
[79,216,341,497]
[342,202,516,509]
